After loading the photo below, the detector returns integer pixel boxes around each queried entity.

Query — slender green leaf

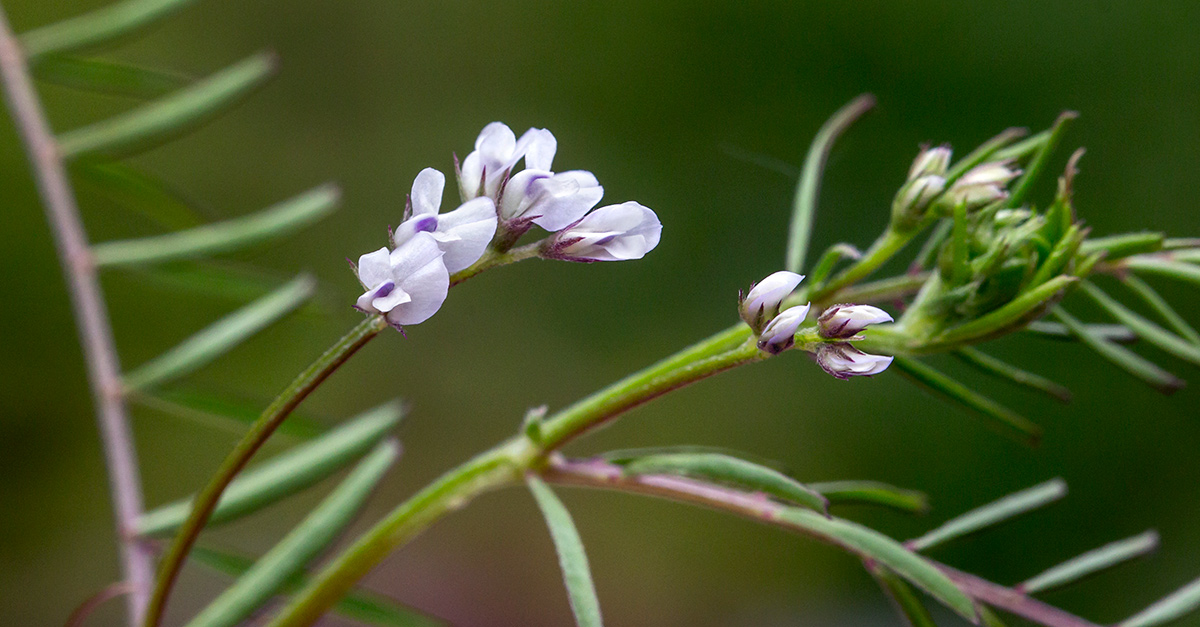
[1164,239,1200,251]
[869,563,938,627]
[775,507,978,622]
[599,446,781,467]
[123,275,315,391]
[1025,320,1137,343]
[20,0,200,59]
[1121,577,1200,627]
[953,347,1072,402]
[1005,111,1077,209]
[122,261,294,303]
[136,401,403,537]
[979,607,1009,627]
[623,453,828,515]
[946,127,1027,182]
[907,479,1067,551]
[890,357,1042,444]
[1053,307,1184,394]
[131,388,326,440]
[57,52,278,158]
[834,273,930,305]
[1079,232,1165,260]
[786,94,874,273]
[527,476,604,627]
[74,160,205,230]
[1030,223,1084,288]
[189,547,442,627]
[912,218,952,272]
[1081,282,1200,367]
[807,243,861,288]
[809,481,929,514]
[1019,530,1159,594]
[92,184,339,267]
[33,54,190,98]
[1122,274,1200,345]
[1125,257,1200,289]
[186,441,398,627]
[929,275,1077,348]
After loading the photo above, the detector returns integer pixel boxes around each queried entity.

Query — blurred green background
[2,1,1199,626]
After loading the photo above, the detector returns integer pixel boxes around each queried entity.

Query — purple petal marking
[412,215,438,233]
[373,281,396,298]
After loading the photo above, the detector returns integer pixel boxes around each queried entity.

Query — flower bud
[740,271,804,332]
[818,304,893,339]
[908,146,951,180]
[892,174,946,229]
[757,304,811,355]
[545,201,662,262]
[816,344,894,379]
[943,161,1022,210]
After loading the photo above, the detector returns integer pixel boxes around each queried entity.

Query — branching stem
[0,6,152,625]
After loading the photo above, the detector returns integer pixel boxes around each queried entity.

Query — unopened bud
[892,174,947,229]
[816,344,894,379]
[943,161,1022,210]
[740,271,805,332]
[757,304,811,355]
[908,146,952,180]
[818,304,894,339]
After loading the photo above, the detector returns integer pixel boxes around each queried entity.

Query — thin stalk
[0,8,152,625]
[144,315,388,627]
[449,241,542,286]
[813,227,916,301]
[266,325,767,626]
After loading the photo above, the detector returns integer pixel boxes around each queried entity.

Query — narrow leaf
[1121,577,1200,627]
[623,453,828,515]
[1030,223,1084,289]
[1122,274,1200,345]
[74,160,205,230]
[57,52,278,158]
[20,0,200,59]
[929,275,1077,348]
[123,275,315,391]
[1025,320,1137,343]
[953,347,1072,402]
[807,243,862,289]
[1081,282,1200,367]
[92,184,339,267]
[890,357,1043,445]
[1079,232,1165,260]
[33,54,189,98]
[1053,307,1184,394]
[775,507,979,622]
[809,480,929,514]
[527,476,604,627]
[1005,111,1077,209]
[185,441,399,627]
[131,388,326,440]
[906,478,1067,552]
[1018,530,1159,594]
[1125,257,1200,289]
[189,547,443,627]
[912,218,952,272]
[122,261,295,303]
[136,401,403,537]
[869,563,938,627]
[786,93,874,273]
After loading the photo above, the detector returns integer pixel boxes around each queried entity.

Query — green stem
[144,315,388,627]
[811,228,915,302]
[266,324,767,627]
[449,241,542,286]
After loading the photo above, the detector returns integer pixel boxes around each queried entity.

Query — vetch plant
[5,3,1200,627]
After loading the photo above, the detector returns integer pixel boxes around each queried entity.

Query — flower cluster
[355,122,662,328]
[892,145,1022,231]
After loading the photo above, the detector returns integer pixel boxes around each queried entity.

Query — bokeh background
[3,2,1199,626]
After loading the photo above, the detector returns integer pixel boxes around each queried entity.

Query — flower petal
[410,168,445,216]
[433,197,498,273]
[356,247,393,288]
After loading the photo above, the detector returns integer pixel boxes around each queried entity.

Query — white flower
[818,304,894,339]
[909,146,951,180]
[458,122,556,201]
[944,161,1022,208]
[740,271,804,330]
[757,304,811,355]
[816,344,894,379]
[354,233,449,326]
[500,169,604,231]
[394,168,497,273]
[546,201,662,262]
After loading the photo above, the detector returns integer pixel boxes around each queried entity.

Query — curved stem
[144,315,388,627]
[266,324,767,627]
[0,7,152,625]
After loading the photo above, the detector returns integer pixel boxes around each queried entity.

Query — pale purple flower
[818,304,894,339]
[740,271,804,330]
[500,169,604,231]
[458,122,556,201]
[816,344,894,379]
[355,233,449,326]
[757,304,811,355]
[546,202,662,262]
[394,168,497,273]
